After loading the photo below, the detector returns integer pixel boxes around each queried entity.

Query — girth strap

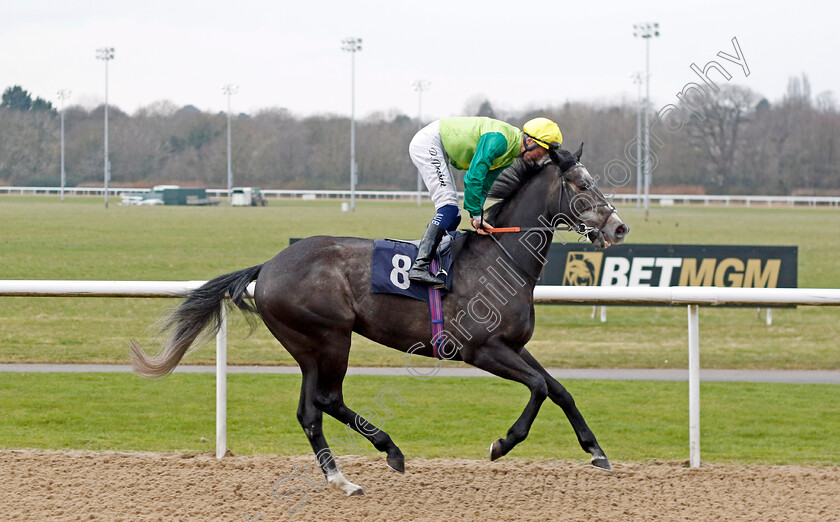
[428,258,445,359]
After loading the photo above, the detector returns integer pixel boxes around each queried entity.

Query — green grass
[1,197,840,369]
[1,372,838,465]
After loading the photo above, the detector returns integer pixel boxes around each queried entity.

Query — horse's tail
[130,264,263,378]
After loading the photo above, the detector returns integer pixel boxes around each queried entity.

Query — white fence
[2,279,840,467]
[3,186,840,207]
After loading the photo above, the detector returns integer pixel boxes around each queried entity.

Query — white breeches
[408,120,459,209]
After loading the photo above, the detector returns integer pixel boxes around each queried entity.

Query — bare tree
[684,84,759,191]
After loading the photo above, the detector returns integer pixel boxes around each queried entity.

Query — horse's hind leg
[295,360,365,496]
[519,348,611,471]
[274,325,403,495]
[313,345,406,473]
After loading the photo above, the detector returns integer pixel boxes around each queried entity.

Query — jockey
[407,116,563,286]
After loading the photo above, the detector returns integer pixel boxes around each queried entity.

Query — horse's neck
[495,172,553,228]
[485,173,554,285]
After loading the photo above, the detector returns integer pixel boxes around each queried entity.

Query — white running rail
[3,186,840,206]
[2,280,839,466]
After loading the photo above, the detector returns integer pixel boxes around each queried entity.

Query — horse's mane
[484,149,578,223]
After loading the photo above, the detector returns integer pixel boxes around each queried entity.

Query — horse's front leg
[519,348,611,471]
[464,341,548,460]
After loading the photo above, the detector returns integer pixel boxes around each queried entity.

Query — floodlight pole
[57,89,71,202]
[634,23,659,216]
[413,80,430,206]
[342,37,362,211]
[96,47,114,208]
[630,73,643,208]
[222,85,238,203]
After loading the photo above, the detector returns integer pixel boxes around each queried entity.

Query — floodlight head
[633,22,660,39]
[413,79,430,92]
[341,37,362,52]
[95,47,115,60]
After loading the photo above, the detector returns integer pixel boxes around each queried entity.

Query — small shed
[162,188,208,206]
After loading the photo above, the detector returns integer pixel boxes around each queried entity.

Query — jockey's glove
[471,216,493,235]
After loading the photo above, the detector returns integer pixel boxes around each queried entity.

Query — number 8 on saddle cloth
[370,232,461,302]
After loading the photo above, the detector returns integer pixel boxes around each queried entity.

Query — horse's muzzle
[588,222,629,248]
[614,223,629,239]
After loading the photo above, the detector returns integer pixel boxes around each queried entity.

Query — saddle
[370,231,464,302]
[385,234,453,259]
[370,231,466,359]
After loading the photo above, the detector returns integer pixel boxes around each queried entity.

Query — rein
[484,225,572,233]
[486,232,542,281]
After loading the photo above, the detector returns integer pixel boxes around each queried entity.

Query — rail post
[688,304,700,468]
[216,303,227,459]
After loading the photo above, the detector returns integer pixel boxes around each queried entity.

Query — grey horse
[131,146,629,495]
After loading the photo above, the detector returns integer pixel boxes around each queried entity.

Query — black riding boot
[408,223,446,287]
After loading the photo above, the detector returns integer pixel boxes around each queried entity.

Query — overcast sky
[2,0,837,120]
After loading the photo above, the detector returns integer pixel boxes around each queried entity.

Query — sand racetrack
[2,450,839,521]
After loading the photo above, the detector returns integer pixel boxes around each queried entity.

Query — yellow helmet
[523,118,562,149]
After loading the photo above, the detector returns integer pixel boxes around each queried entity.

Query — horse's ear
[574,142,584,161]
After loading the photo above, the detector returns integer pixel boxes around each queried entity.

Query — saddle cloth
[370,232,461,302]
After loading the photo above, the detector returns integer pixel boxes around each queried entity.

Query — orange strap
[485,227,521,233]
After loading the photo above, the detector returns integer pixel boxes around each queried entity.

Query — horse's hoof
[327,470,365,496]
[349,487,365,497]
[386,456,405,473]
[489,439,504,461]
[590,456,612,472]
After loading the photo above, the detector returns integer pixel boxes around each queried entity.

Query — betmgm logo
[562,252,604,286]
[561,252,783,288]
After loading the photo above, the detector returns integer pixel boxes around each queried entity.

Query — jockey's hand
[471,216,493,235]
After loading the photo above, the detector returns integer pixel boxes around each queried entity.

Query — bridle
[486,162,616,238]
[559,163,617,240]
[484,161,617,280]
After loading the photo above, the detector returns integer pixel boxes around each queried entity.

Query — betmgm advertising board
[540,244,797,305]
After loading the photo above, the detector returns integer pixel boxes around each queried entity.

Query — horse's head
[545,144,629,248]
